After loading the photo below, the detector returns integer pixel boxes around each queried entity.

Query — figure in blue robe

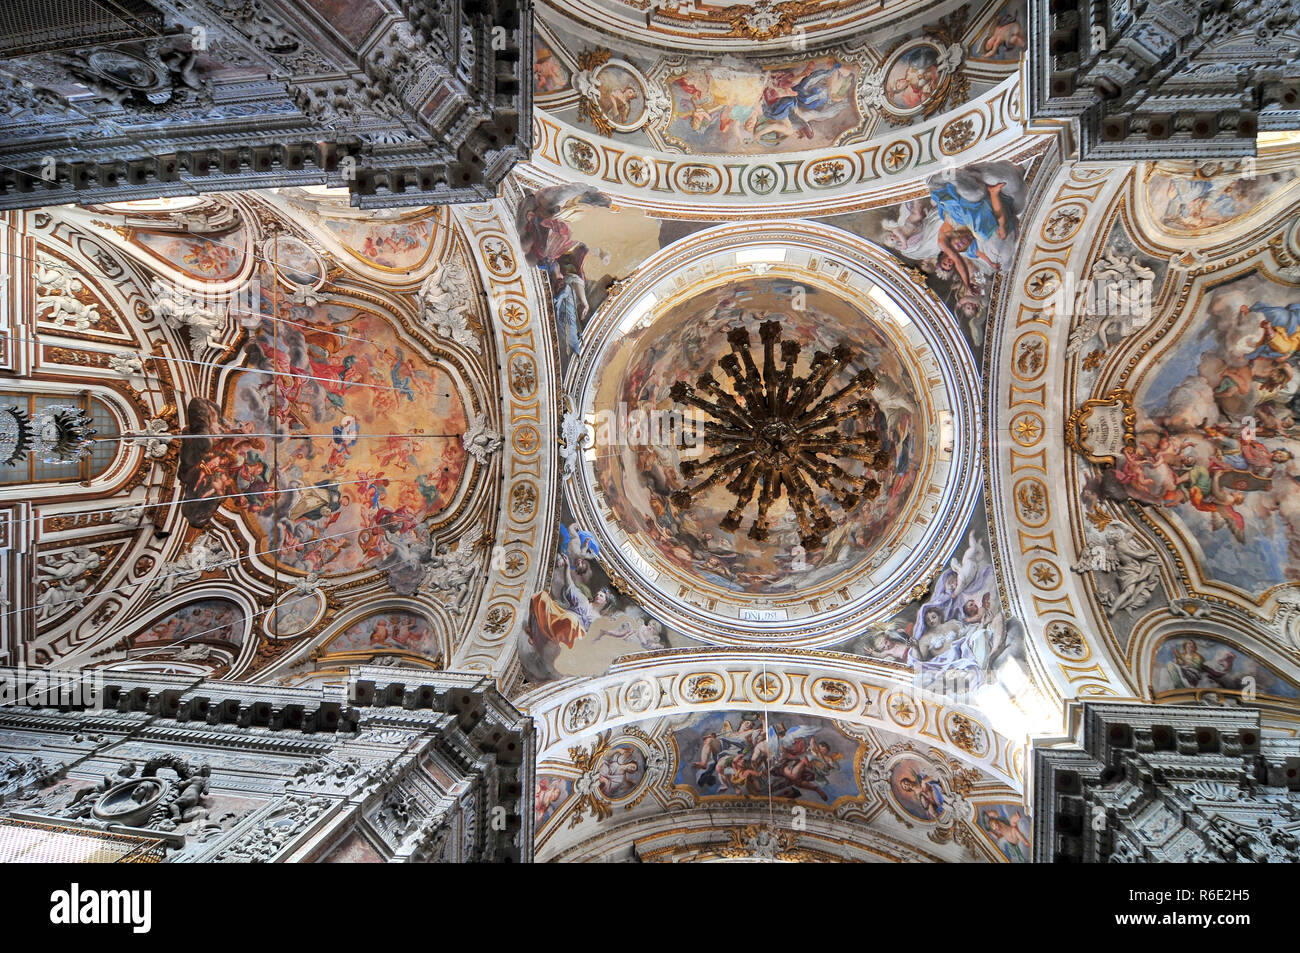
[1247,300,1300,361]
[929,179,1014,259]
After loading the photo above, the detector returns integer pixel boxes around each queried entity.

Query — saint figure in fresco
[984,808,1031,861]
[927,161,1026,290]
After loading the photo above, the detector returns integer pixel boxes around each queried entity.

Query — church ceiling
[988,151,1300,729]
[4,12,1300,863]
[535,0,1022,130]
[525,0,1029,221]
[536,0,1006,51]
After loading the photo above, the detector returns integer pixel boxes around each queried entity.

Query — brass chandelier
[668,320,890,550]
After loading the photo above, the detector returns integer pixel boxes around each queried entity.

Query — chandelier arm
[775,342,799,409]
[795,370,876,426]
[695,382,759,430]
[682,444,756,483]
[806,397,879,432]
[748,469,778,541]
[786,467,833,548]
[792,462,836,526]
[760,321,781,417]
[673,385,750,431]
[675,449,758,510]
[690,468,736,498]
[800,448,859,487]
[778,470,817,542]
[786,354,839,419]
[699,423,752,444]
[759,463,784,520]
[828,445,884,463]
[799,453,865,509]
[726,454,762,495]
[720,456,763,532]
[727,332,769,414]
[800,430,874,449]
[717,353,747,394]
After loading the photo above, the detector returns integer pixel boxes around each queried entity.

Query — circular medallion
[271,234,325,289]
[86,50,162,91]
[266,587,326,638]
[593,738,649,802]
[878,39,957,118]
[579,59,652,133]
[92,777,169,826]
[886,754,951,823]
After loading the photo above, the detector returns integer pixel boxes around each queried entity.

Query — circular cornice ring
[565,220,982,647]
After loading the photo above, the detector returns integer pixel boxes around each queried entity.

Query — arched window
[0,392,120,485]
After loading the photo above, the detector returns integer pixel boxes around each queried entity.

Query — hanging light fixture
[32,404,97,464]
[0,404,33,468]
[668,320,890,550]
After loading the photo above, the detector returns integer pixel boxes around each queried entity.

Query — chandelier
[0,405,33,467]
[32,404,97,464]
[668,321,889,550]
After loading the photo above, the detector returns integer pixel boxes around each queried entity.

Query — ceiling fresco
[536,0,993,50]
[180,305,472,584]
[986,148,1300,735]
[532,712,1025,862]
[11,189,541,685]
[6,10,1300,865]
[534,0,1021,157]
[564,222,981,645]
[829,496,1026,699]
[588,276,926,596]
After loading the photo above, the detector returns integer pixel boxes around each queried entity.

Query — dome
[567,221,982,645]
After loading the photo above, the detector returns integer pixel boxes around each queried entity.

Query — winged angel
[149,277,227,350]
[1072,520,1162,615]
[423,522,485,614]
[558,397,590,480]
[419,261,480,353]
[1065,248,1158,356]
[462,412,502,466]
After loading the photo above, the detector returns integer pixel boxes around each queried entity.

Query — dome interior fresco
[587,275,927,597]
[4,0,1300,868]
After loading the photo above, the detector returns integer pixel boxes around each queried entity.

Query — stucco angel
[151,531,234,596]
[37,578,90,618]
[39,546,102,582]
[462,412,502,466]
[148,277,227,350]
[1065,248,1158,355]
[125,418,172,459]
[419,261,480,353]
[422,523,484,614]
[558,397,590,480]
[35,261,100,331]
[108,351,148,388]
[1073,521,1162,615]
